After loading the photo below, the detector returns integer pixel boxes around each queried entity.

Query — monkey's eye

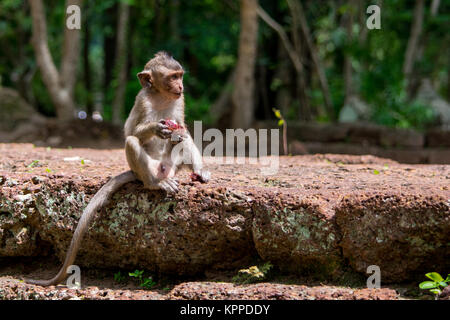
[171,75,178,80]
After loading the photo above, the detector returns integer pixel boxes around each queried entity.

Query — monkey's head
[137,51,184,100]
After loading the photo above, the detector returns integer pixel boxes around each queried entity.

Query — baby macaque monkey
[125,51,210,192]
[26,51,209,286]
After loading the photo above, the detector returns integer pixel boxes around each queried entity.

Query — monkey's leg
[125,135,179,193]
[171,134,210,182]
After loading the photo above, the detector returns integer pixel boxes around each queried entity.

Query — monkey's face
[138,68,184,100]
[163,70,184,99]
[138,52,185,100]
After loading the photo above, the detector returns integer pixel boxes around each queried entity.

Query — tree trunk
[448,57,450,102]
[169,0,180,47]
[83,1,93,116]
[403,0,425,90]
[257,6,302,73]
[288,0,333,119]
[257,64,271,119]
[154,0,165,44]
[103,3,117,97]
[274,41,293,117]
[411,0,441,99]
[287,0,310,120]
[4,1,37,107]
[210,69,235,128]
[343,0,356,103]
[231,0,259,129]
[29,0,82,121]
[111,2,130,125]
[257,5,305,121]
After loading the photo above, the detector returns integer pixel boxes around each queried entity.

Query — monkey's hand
[170,129,187,144]
[155,120,173,139]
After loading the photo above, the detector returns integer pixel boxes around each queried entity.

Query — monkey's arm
[133,121,172,142]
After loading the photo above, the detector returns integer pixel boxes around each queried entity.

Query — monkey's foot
[191,170,210,183]
[158,177,179,193]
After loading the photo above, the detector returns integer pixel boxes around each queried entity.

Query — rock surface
[167,282,399,300]
[0,87,46,132]
[0,144,449,283]
[416,78,450,128]
[0,277,399,300]
[338,96,372,123]
[254,121,450,163]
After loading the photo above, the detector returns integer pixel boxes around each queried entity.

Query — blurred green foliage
[0,0,448,129]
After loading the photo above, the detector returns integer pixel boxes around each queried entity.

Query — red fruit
[161,119,183,131]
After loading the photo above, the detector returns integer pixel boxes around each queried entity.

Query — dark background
[0,0,449,161]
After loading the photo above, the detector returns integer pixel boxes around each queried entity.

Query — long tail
[26,170,136,286]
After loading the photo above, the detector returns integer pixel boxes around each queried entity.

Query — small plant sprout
[27,160,40,168]
[273,108,288,156]
[129,270,156,289]
[129,269,144,279]
[140,277,156,289]
[232,262,273,284]
[419,272,449,298]
[113,271,127,284]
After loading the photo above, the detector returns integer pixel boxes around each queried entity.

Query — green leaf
[27,160,39,168]
[419,281,438,289]
[439,281,448,287]
[129,269,143,277]
[272,108,281,119]
[430,289,441,295]
[278,119,284,126]
[140,277,156,289]
[373,169,380,175]
[338,4,350,14]
[445,274,450,282]
[426,272,444,282]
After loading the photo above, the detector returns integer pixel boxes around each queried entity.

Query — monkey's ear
[137,71,152,88]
